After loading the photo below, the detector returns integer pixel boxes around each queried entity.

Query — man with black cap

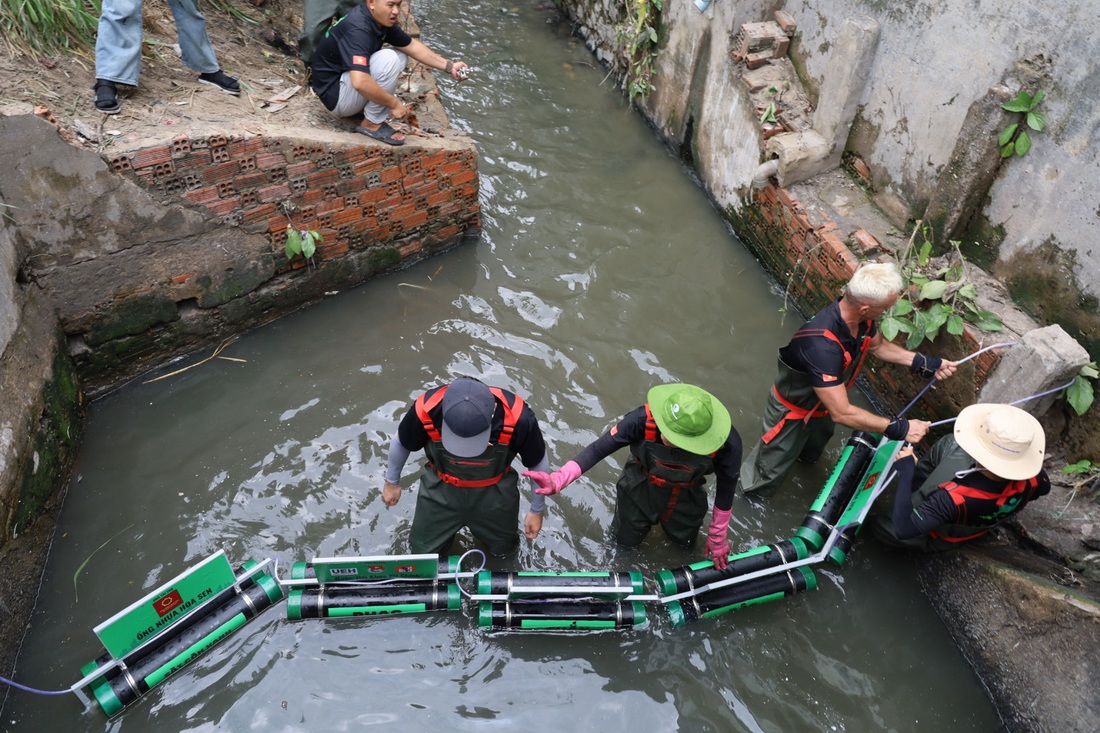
[873,403,1050,552]
[524,384,742,569]
[382,376,551,555]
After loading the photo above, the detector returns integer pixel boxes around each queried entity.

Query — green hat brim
[647,383,732,455]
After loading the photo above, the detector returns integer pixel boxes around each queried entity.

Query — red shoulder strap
[489,387,522,446]
[414,387,447,442]
[643,403,658,442]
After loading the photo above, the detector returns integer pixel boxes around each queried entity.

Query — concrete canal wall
[562,0,1100,359]
[3,112,478,396]
[0,68,480,690]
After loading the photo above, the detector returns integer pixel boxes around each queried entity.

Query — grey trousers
[330,49,409,124]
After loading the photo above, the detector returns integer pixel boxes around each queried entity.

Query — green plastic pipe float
[75,554,282,717]
[659,433,901,624]
[61,435,903,717]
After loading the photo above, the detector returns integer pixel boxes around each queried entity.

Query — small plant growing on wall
[1064,361,1098,417]
[880,222,1004,349]
[285,226,322,266]
[619,0,662,101]
[1061,459,1100,500]
[999,89,1046,158]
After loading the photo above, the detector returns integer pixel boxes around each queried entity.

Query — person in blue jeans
[93,0,239,114]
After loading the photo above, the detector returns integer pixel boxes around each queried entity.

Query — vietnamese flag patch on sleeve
[352,55,368,66]
[821,374,838,383]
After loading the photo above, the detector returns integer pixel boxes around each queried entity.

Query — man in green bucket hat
[524,384,742,569]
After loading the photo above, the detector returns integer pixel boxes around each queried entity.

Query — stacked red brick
[110,134,479,272]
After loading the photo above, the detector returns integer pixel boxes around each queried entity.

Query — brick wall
[62,132,481,394]
[734,183,1004,424]
[112,134,479,271]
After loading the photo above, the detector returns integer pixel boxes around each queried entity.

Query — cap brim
[954,404,1045,480]
[441,423,492,458]
[646,383,732,455]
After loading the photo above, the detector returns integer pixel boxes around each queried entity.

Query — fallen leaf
[269,85,302,103]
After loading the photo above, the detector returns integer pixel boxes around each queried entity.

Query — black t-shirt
[572,406,743,512]
[309,4,412,111]
[778,300,876,389]
[892,455,1051,538]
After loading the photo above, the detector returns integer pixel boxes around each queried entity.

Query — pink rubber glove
[522,460,582,496]
[704,507,732,570]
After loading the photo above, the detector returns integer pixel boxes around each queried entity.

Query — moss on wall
[997,237,1100,460]
[193,259,276,309]
[997,238,1100,357]
[85,291,179,347]
[12,331,82,536]
[958,215,1006,270]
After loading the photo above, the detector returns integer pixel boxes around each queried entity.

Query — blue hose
[0,674,70,695]
[898,342,1015,418]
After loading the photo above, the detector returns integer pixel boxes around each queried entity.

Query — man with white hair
[873,403,1050,551]
[741,261,959,498]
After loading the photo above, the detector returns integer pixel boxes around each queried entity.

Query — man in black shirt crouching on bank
[309,0,469,145]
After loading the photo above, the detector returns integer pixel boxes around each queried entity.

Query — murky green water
[4,2,1000,731]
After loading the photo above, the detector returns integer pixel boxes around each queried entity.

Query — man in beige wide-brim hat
[872,404,1051,552]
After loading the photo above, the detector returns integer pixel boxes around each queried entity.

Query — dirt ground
[0,0,432,152]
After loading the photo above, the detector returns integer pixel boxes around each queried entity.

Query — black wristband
[910,353,943,379]
[884,418,909,441]
[445,59,454,74]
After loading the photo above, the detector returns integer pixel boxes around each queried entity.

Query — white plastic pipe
[752,158,779,189]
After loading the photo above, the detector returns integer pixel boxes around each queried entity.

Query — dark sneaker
[93,79,121,114]
[198,70,240,96]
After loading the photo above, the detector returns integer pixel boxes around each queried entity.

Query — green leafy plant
[0,0,100,55]
[620,0,662,101]
[880,223,1004,349]
[285,227,322,264]
[1061,459,1100,499]
[1064,361,1097,416]
[759,102,778,124]
[999,89,1046,158]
